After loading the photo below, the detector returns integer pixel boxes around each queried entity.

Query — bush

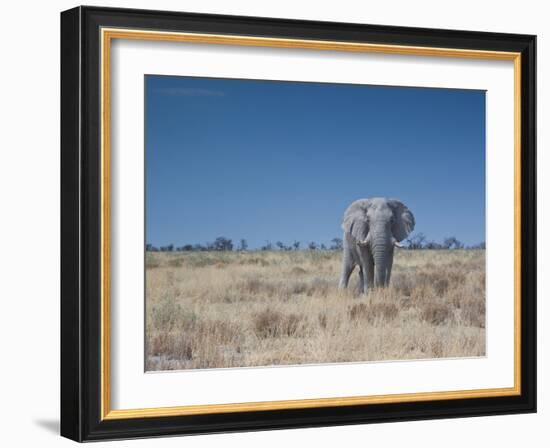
[348,302,399,322]
[421,302,453,325]
[253,309,304,338]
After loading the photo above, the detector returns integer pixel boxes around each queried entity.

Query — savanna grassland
[145,249,485,371]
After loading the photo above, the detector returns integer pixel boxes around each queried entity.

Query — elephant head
[341,197,415,290]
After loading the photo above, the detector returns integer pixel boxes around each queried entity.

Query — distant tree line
[146,236,236,252]
[146,237,344,252]
[405,233,485,250]
[146,234,484,252]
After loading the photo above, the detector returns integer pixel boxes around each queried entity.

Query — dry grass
[145,249,485,371]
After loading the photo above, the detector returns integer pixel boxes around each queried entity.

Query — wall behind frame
[0,1,545,447]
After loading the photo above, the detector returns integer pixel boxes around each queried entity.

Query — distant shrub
[443,237,464,250]
[406,233,427,249]
[469,242,486,249]
[238,239,248,251]
[261,241,273,251]
[212,236,233,251]
[330,237,343,250]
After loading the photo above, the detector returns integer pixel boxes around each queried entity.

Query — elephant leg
[339,257,354,289]
[366,255,374,292]
[358,246,373,294]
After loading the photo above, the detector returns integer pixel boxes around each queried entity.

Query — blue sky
[145,75,485,249]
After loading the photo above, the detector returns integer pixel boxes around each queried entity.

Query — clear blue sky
[145,75,485,248]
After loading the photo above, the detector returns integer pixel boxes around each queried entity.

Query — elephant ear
[388,199,415,242]
[342,199,371,242]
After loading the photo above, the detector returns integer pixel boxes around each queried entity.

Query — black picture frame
[61,5,536,442]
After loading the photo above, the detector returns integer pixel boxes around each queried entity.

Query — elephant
[338,197,415,294]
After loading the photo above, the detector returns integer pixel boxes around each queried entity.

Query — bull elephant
[338,197,415,294]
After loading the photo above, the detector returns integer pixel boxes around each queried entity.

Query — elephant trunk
[372,230,390,287]
[374,254,387,287]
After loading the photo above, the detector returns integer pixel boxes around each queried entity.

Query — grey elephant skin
[339,197,415,293]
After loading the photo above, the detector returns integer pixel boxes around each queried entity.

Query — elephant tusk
[357,240,369,247]
[394,241,404,248]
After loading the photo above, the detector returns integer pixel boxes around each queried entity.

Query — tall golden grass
[145,249,485,371]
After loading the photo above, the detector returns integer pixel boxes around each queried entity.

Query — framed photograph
[60,6,536,442]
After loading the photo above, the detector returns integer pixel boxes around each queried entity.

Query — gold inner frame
[100,27,522,420]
